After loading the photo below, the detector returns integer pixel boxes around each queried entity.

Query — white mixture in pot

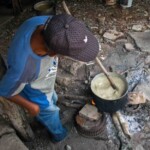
[91,75,126,100]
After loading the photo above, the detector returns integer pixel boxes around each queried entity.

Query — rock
[59,57,84,76]
[147,24,150,29]
[76,115,86,127]
[103,47,143,74]
[0,97,35,141]
[132,25,143,31]
[135,144,145,150]
[128,31,150,53]
[144,11,149,17]
[145,55,150,64]
[56,76,72,86]
[0,133,28,150]
[76,114,105,132]
[103,30,124,41]
[0,117,15,137]
[128,92,146,105]
[134,75,150,101]
[99,29,103,35]
[97,16,105,25]
[126,69,143,92]
[65,145,72,150]
[115,39,128,44]
[124,43,135,51]
[101,43,112,53]
[144,122,150,133]
[0,117,28,150]
[79,104,101,121]
[84,80,88,84]
[70,62,84,75]
[144,30,150,33]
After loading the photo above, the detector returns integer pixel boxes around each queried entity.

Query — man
[0,14,99,142]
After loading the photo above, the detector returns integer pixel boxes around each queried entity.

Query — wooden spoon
[95,57,118,90]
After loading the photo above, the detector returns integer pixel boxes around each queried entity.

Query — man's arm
[9,95,40,116]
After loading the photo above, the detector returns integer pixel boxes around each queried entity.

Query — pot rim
[91,72,128,101]
[34,1,54,11]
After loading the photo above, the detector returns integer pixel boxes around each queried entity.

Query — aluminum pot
[91,72,128,113]
[34,1,56,16]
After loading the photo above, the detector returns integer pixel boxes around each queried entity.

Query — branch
[62,1,71,15]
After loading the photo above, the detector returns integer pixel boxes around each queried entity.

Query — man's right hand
[9,94,40,116]
[28,103,40,116]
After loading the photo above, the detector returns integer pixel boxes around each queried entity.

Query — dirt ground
[0,0,150,150]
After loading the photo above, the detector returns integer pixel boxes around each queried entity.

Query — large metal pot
[34,1,56,16]
[91,73,128,113]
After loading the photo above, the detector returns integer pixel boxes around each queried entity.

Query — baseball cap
[43,14,99,62]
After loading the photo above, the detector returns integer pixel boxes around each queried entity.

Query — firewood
[112,113,132,150]
[112,113,122,131]
[115,111,132,139]
[58,94,92,101]
[59,101,83,109]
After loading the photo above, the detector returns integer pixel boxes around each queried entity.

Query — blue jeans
[36,91,67,142]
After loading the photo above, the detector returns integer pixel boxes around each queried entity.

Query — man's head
[43,14,99,62]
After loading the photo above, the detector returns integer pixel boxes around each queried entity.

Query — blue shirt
[0,16,58,109]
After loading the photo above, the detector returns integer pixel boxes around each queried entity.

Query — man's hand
[28,103,40,116]
[9,95,40,116]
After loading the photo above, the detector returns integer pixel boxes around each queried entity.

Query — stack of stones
[75,104,106,138]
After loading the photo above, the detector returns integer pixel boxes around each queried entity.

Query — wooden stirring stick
[95,57,118,90]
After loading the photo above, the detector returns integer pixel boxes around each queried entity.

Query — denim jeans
[36,91,67,142]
